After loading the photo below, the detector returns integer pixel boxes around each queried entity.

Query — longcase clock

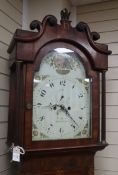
[7,9,111,175]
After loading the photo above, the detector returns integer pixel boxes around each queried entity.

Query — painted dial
[32,76,91,141]
[32,48,91,141]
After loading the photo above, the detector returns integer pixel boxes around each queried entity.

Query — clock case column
[7,10,111,175]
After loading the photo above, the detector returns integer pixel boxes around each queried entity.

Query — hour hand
[34,103,54,110]
[60,95,64,101]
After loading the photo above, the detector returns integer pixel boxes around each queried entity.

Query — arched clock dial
[32,49,92,141]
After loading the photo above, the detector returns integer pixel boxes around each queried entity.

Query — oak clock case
[7,9,111,175]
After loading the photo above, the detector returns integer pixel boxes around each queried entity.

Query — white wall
[77,1,118,175]
[0,0,117,174]
[22,0,71,30]
[0,0,22,174]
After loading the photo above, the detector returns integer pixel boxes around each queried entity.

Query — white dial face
[32,49,91,141]
[32,76,91,140]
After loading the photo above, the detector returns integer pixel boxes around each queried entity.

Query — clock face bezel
[32,49,92,141]
[24,42,100,150]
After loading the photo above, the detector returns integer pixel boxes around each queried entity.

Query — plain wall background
[0,0,118,175]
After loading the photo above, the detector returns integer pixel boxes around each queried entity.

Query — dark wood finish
[7,9,111,175]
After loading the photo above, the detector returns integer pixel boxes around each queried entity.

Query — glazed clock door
[32,48,92,141]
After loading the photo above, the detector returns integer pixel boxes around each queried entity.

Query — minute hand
[60,105,79,127]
